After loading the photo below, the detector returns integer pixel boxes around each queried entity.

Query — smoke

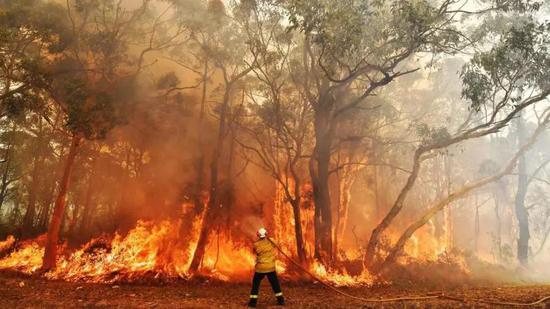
[3,0,550,285]
[239,216,265,239]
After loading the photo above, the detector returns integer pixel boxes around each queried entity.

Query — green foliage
[2,0,151,140]
[62,77,134,140]
[281,0,463,73]
[0,0,72,117]
[0,0,73,52]
[484,0,542,12]
[461,20,550,110]
[415,123,451,145]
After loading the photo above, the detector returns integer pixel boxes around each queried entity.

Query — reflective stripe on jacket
[253,238,276,273]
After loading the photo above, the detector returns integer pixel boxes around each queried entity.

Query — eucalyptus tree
[0,0,64,117]
[165,0,261,272]
[280,0,473,264]
[236,1,313,262]
[0,0,192,270]
[373,15,550,272]
[41,0,155,270]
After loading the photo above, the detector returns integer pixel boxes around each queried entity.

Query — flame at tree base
[0,220,373,286]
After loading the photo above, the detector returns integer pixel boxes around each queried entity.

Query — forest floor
[1,271,550,308]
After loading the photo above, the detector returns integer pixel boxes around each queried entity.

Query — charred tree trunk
[177,58,209,250]
[310,105,334,264]
[515,115,529,266]
[192,59,209,214]
[291,199,307,263]
[288,145,307,263]
[42,134,81,271]
[188,146,221,273]
[189,82,232,273]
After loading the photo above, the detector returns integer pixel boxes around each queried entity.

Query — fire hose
[268,239,550,307]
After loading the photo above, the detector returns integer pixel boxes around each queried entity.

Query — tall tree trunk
[334,171,354,260]
[37,141,68,232]
[192,58,209,214]
[310,106,334,264]
[515,115,529,266]
[474,194,480,255]
[79,166,96,239]
[291,199,307,263]
[374,165,381,222]
[494,190,502,260]
[176,59,208,257]
[22,120,45,236]
[443,153,453,250]
[41,134,81,271]
[188,146,220,273]
[333,173,341,261]
[189,83,231,273]
[224,121,237,232]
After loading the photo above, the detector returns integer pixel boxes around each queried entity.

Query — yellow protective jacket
[253,238,276,273]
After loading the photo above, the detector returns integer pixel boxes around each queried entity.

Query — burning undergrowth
[0,220,374,286]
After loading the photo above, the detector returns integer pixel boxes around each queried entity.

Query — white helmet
[257,227,267,238]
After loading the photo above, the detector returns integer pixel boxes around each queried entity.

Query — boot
[248,298,257,308]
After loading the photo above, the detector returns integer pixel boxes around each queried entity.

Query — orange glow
[0,191,458,286]
[0,235,45,274]
[0,218,376,286]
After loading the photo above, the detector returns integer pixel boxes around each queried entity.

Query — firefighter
[248,227,285,307]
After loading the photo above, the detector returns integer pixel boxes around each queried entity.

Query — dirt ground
[1,272,550,308]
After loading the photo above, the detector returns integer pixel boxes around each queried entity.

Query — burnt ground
[1,272,550,308]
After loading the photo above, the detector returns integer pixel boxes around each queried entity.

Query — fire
[310,261,372,287]
[381,221,454,263]
[48,220,186,282]
[0,235,15,252]
[0,219,260,283]
[0,218,376,286]
[0,235,44,274]
[200,233,256,281]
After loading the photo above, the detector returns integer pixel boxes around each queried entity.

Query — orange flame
[0,218,377,286]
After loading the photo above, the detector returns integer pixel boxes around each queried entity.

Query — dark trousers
[248,271,284,307]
